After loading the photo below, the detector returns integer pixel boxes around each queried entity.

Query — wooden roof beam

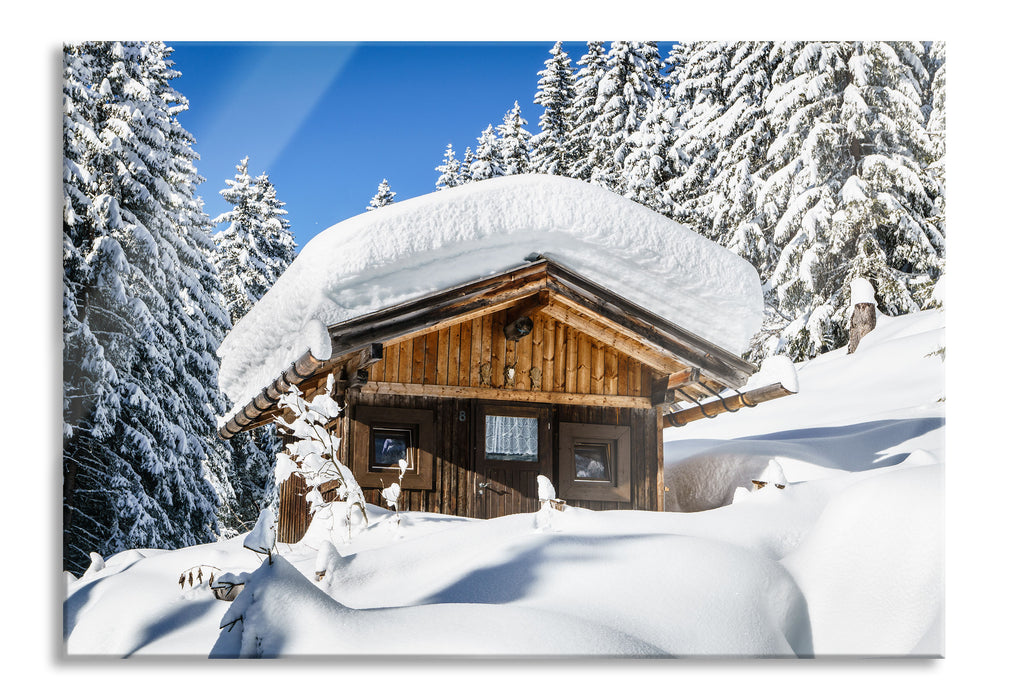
[541,258,755,388]
[537,301,688,376]
[663,382,796,428]
[650,367,701,406]
[360,381,653,409]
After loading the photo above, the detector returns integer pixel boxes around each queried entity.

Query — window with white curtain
[484,414,539,462]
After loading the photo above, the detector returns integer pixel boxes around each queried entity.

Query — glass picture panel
[371,427,412,470]
[574,442,612,481]
[484,414,538,462]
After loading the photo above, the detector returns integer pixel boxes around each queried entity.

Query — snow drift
[65,309,943,658]
[216,174,763,411]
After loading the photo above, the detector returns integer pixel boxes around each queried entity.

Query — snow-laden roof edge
[217,175,763,412]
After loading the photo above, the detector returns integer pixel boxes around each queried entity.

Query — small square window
[558,422,631,502]
[371,427,412,471]
[352,406,434,490]
[574,441,613,481]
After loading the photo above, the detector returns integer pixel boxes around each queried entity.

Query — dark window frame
[351,405,435,490]
[558,422,631,502]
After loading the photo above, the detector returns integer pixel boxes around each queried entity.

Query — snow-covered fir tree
[584,41,664,193]
[210,157,297,536]
[367,179,396,210]
[435,144,463,190]
[469,124,504,181]
[667,42,779,272]
[530,42,576,176]
[62,41,230,575]
[622,94,677,214]
[212,158,297,322]
[496,102,532,176]
[460,146,475,185]
[924,41,945,238]
[752,41,944,359]
[666,41,733,221]
[568,42,608,181]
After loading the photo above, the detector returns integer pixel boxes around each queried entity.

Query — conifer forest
[63,41,945,575]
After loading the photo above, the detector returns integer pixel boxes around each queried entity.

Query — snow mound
[850,277,877,305]
[782,464,943,656]
[217,174,763,409]
[211,554,665,657]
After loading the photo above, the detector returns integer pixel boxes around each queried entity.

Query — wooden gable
[219,256,762,441]
[363,305,663,408]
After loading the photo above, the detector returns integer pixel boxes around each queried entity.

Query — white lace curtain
[485,415,538,460]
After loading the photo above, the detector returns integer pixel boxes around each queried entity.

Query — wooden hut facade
[219,255,794,543]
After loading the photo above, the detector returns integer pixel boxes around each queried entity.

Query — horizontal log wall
[368,309,657,400]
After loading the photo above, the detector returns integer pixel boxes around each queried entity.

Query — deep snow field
[47,303,1004,696]
[64,308,946,661]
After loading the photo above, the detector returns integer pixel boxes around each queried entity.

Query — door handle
[478,482,506,495]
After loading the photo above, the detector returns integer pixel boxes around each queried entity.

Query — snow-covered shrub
[380,459,408,529]
[177,565,223,590]
[274,375,367,541]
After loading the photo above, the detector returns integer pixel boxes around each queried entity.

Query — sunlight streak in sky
[193,43,357,176]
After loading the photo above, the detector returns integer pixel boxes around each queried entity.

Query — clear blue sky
[169,41,566,250]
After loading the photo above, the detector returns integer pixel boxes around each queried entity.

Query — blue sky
[169,41,567,250]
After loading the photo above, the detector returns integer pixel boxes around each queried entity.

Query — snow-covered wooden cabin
[217,175,794,542]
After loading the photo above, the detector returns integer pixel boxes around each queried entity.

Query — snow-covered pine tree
[666,42,780,274]
[584,41,664,193]
[530,41,576,176]
[435,144,463,190]
[367,179,396,210]
[469,124,504,181]
[62,41,229,575]
[568,42,608,182]
[666,42,732,223]
[622,94,676,215]
[496,102,532,176]
[210,157,297,535]
[212,159,297,322]
[460,147,475,185]
[925,41,945,240]
[754,41,944,360]
[63,45,131,570]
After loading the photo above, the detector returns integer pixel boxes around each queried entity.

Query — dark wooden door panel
[482,465,542,518]
[475,402,553,519]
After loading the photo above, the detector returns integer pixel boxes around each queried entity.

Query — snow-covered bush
[274,375,367,541]
[380,459,408,529]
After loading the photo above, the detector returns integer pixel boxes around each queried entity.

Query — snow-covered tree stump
[848,278,877,354]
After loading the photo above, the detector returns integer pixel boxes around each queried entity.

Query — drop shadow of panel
[422,534,664,606]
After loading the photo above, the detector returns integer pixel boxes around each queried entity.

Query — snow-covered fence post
[274,374,368,542]
[535,475,564,531]
[848,278,877,354]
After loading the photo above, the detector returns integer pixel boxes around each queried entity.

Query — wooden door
[475,403,553,518]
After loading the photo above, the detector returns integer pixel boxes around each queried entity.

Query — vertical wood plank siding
[365,309,658,398]
[275,308,665,542]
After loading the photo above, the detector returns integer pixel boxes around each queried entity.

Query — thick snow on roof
[217,174,763,409]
